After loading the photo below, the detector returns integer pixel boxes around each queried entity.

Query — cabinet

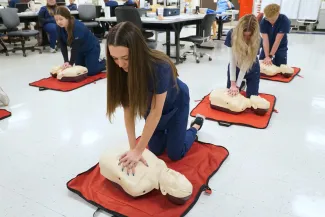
[316,9,325,30]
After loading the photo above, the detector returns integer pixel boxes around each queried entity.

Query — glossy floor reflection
[1,28,325,217]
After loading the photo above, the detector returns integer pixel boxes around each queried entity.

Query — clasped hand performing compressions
[118,148,149,176]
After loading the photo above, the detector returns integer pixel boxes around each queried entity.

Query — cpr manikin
[99,147,193,205]
[50,65,88,82]
[260,60,294,77]
[209,88,270,116]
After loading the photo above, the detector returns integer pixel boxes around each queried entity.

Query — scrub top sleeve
[57,28,69,63]
[224,29,232,47]
[279,15,291,34]
[155,63,172,94]
[69,39,82,66]
[260,19,267,33]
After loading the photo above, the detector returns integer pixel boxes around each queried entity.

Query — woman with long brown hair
[38,0,58,52]
[54,6,106,75]
[106,22,205,175]
[225,14,261,98]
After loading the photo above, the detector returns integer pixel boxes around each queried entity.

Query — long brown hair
[232,14,260,73]
[106,21,178,122]
[46,0,57,16]
[54,6,75,45]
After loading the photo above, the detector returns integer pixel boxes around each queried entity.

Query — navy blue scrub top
[105,0,118,6]
[260,14,291,49]
[67,3,78,11]
[58,19,98,52]
[146,62,179,117]
[224,29,260,71]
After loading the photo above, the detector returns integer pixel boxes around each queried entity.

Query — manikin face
[159,169,192,198]
[243,31,252,42]
[47,0,56,6]
[109,46,129,72]
[54,15,69,28]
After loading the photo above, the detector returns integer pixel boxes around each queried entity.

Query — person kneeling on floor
[106,22,205,172]
[225,14,261,98]
[54,6,106,76]
[259,3,291,66]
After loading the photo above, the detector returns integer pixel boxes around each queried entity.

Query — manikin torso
[99,147,193,201]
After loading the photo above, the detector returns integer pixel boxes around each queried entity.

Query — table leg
[166,30,170,56]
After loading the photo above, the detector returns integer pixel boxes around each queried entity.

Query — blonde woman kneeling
[225,14,261,98]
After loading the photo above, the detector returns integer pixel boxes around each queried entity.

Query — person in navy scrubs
[259,3,291,66]
[106,22,205,175]
[8,0,19,8]
[38,0,58,52]
[225,14,261,98]
[67,0,77,11]
[54,6,106,76]
[104,0,118,7]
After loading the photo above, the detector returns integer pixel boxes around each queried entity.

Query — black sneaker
[190,114,205,131]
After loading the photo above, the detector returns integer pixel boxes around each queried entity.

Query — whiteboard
[260,0,322,20]
[280,0,299,19]
[297,0,322,20]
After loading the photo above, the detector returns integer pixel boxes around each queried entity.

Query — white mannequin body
[99,148,193,204]
[50,65,88,81]
[209,88,271,115]
[260,61,294,77]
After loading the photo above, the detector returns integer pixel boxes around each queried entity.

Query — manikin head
[264,4,280,25]
[159,168,193,203]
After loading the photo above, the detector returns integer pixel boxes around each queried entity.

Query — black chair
[115,7,157,49]
[180,14,215,63]
[0,25,9,56]
[78,4,100,30]
[0,8,42,57]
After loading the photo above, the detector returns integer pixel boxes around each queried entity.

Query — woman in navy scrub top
[225,14,261,98]
[259,4,291,66]
[38,0,58,52]
[54,6,106,75]
[106,22,205,175]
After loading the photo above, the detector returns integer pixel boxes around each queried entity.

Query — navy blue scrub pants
[148,80,197,161]
[43,23,57,49]
[76,44,106,76]
[259,46,288,67]
[227,63,260,98]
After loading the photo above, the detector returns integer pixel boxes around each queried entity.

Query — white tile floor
[1,27,325,217]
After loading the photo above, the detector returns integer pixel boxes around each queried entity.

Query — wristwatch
[269,54,274,59]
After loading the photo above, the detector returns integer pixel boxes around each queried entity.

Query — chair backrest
[0,8,20,29]
[115,6,142,29]
[78,4,96,21]
[201,14,216,38]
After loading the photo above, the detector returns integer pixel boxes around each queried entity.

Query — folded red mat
[67,140,229,217]
[0,109,11,121]
[191,92,277,129]
[260,67,301,82]
[29,72,106,92]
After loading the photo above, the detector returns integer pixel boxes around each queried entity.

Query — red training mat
[190,92,276,129]
[29,72,106,92]
[67,140,229,217]
[0,109,11,121]
[260,67,301,82]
